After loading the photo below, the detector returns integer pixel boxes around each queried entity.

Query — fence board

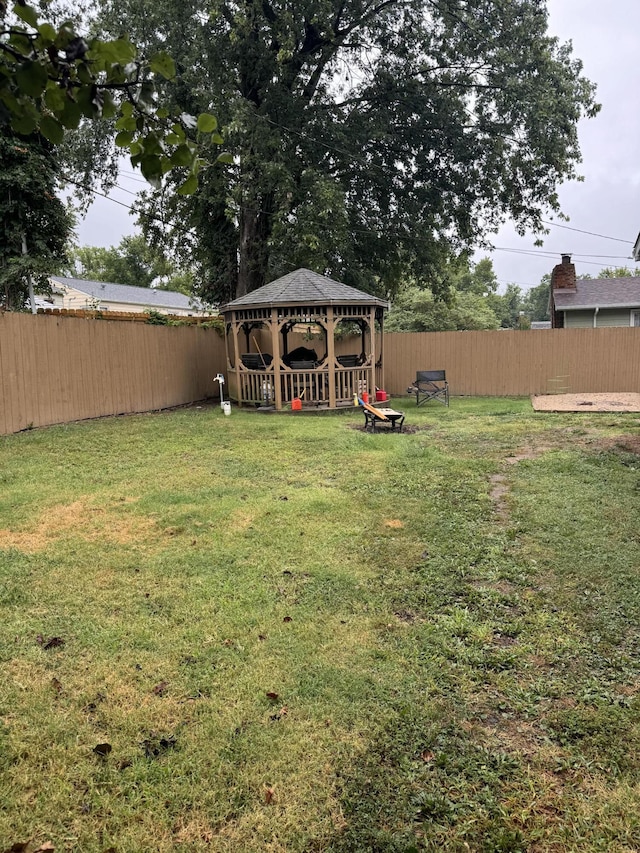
[2,317,640,435]
[0,314,226,434]
[384,328,640,397]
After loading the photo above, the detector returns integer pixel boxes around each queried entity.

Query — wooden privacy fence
[2,317,640,435]
[0,313,226,435]
[384,328,640,397]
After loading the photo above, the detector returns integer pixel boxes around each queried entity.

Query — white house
[45,277,209,317]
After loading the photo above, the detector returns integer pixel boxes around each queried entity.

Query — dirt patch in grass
[348,423,432,435]
[600,434,640,455]
[532,393,640,412]
[0,498,155,553]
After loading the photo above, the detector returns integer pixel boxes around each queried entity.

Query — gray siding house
[46,277,208,316]
[550,255,640,329]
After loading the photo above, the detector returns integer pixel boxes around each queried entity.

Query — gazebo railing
[230,365,376,407]
[236,368,276,404]
[281,368,329,403]
[335,366,371,404]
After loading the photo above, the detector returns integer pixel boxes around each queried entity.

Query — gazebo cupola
[221,268,388,410]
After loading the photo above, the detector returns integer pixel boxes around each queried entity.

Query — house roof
[553,277,640,311]
[222,268,388,310]
[50,277,203,312]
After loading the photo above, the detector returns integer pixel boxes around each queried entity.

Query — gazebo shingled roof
[223,268,388,310]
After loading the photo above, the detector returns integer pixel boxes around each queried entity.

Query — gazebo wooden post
[378,309,385,392]
[326,306,337,409]
[231,310,242,403]
[368,306,376,399]
[270,307,283,409]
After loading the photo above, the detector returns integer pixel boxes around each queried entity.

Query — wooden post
[326,306,336,408]
[231,312,242,404]
[271,307,282,409]
[378,309,385,393]
[368,307,376,400]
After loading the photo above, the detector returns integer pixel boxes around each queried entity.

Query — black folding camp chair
[408,370,449,407]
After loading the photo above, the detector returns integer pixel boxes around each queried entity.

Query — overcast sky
[73,0,640,292]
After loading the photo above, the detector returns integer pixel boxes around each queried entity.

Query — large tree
[65,234,192,291]
[91,0,598,302]
[0,128,72,309]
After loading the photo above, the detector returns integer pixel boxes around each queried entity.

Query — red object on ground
[375,390,388,402]
[361,391,369,403]
[292,397,302,411]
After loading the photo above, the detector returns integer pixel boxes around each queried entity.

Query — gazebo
[222,268,388,410]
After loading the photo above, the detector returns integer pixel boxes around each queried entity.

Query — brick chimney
[551,253,576,290]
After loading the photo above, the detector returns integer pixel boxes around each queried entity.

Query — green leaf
[0,89,22,115]
[211,132,224,145]
[170,144,194,167]
[177,173,198,195]
[99,37,137,65]
[216,152,234,164]
[120,101,134,118]
[115,114,137,132]
[11,111,38,135]
[149,52,176,80]
[76,85,100,118]
[77,63,93,85]
[101,91,117,120]
[37,23,58,43]
[43,82,66,113]
[14,3,39,27]
[197,113,217,133]
[15,62,48,98]
[170,123,186,142]
[59,99,82,129]
[39,115,64,144]
[8,32,33,57]
[115,130,135,148]
[140,153,163,187]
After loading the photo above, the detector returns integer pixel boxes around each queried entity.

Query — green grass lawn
[1,397,640,852]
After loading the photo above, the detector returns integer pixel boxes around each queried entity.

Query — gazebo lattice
[222,269,388,410]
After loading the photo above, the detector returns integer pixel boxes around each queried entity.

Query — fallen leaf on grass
[93,743,112,758]
[3,844,55,853]
[264,786,275,804]
[36,635,65,650]
[266,691,279,701]
[152,681,169,696]
[420,750,434,763]
[50,677,62,694]
[270,706,288,722]
[283,616,292,623]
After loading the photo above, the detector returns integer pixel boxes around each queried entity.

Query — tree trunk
[236,194,274,298]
